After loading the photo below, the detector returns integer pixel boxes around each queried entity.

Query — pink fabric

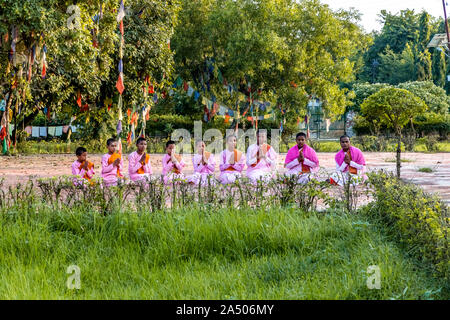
[284,144,319,173]
[101,153,123,186]
[246,144,277,177]
[192,153,216,174]
[219,150,245,173]
[71,160,94,186]
[219,172,242,184]
[128,151,152,182]
[219,149,245,185]
[187,153,216,185]
[335,146,366,173]
[162,154,185,175]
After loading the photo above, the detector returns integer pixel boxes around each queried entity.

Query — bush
[362,172,450,280]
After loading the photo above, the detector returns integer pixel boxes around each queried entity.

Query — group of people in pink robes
[71,132,367,187]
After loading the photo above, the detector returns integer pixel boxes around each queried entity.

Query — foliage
[172,0,367,132]
[361,88,427,177]
[364,172,449,280]
[0,0,180,145]
[358,9,444,86]
[360,88,427,135]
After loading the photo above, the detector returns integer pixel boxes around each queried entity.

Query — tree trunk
[396,129,402,179]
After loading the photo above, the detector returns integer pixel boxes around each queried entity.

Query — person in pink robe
[284,132,319,184]
[329,135,367,186]
[219,135,245,185]
[187,140,216,186]
[128,137,153,182]
[71,147,95,186]
[162,140,186,184]
[101,138,124,187]
[246,130,278,184]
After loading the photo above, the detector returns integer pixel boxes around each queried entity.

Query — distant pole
[443,0,450,43]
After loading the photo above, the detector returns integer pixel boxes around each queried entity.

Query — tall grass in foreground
[0,205,447,299]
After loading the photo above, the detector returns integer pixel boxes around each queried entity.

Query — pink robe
[246,143,277,183]
[162,154,186,184]
[101,153,124,187]
[128,151,153,182]
[284,144,319,184]
[187,153,216,185]
[219,149,245,185]
[330,146,367,186]
[71,160,95,186]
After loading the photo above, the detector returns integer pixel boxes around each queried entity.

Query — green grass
[0,206,446,299]
[418,167,433,173]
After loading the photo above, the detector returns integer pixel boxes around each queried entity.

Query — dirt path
[0,152,449,202]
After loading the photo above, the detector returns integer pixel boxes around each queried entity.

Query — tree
[397,81,449,114]
[358,9,446,85]
[432,48,447,88]
[171,0,366,140]
[0,0,179,149]
[361,88,427,178]
[377,44,416,84]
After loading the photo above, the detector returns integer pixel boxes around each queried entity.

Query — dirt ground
[0,152,449,203]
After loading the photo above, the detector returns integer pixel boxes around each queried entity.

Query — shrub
[362,172,449,280]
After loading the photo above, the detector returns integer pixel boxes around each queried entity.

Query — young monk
[187,140,216,186]
[101,138,124,187]
[246,129,278,184]
[329,135,367,186]
[128,137,152,182]
[162,140,185,184]
[219,135,245,185]
[71,147,95,185]
[284,132,319,184]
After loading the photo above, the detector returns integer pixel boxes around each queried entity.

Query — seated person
[284,132,319,184]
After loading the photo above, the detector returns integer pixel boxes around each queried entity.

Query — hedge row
[362,172,449,281]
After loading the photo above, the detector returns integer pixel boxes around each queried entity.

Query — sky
[321,0,446,33]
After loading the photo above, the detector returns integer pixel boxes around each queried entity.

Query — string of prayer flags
[39,127,47,137]
[48,126,56,136]
[187,86,194,97]
[41,44,47,78]
[116,0,126,155]
[116,120,122,135]
[32,126,39,137]
[76,91,82,107]
[55,126,63,136]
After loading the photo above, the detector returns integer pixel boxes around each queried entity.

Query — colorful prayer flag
[116,74,125,94]
[116,0,125,22]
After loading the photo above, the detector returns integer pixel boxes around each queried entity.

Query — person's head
[107,138,118,154]
[195,140,205,154]
[296,132,307,147]
[256,129,267,145]
[340,135,351,151]
[166,140,176,155]
[226,135,237,150]
[75,147,87,162]
[136,137,147,153]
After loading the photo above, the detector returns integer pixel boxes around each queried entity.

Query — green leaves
[360,87,427,131]
[172,0,366,123]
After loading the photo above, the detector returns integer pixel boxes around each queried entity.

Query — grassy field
[0,205,447,299]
